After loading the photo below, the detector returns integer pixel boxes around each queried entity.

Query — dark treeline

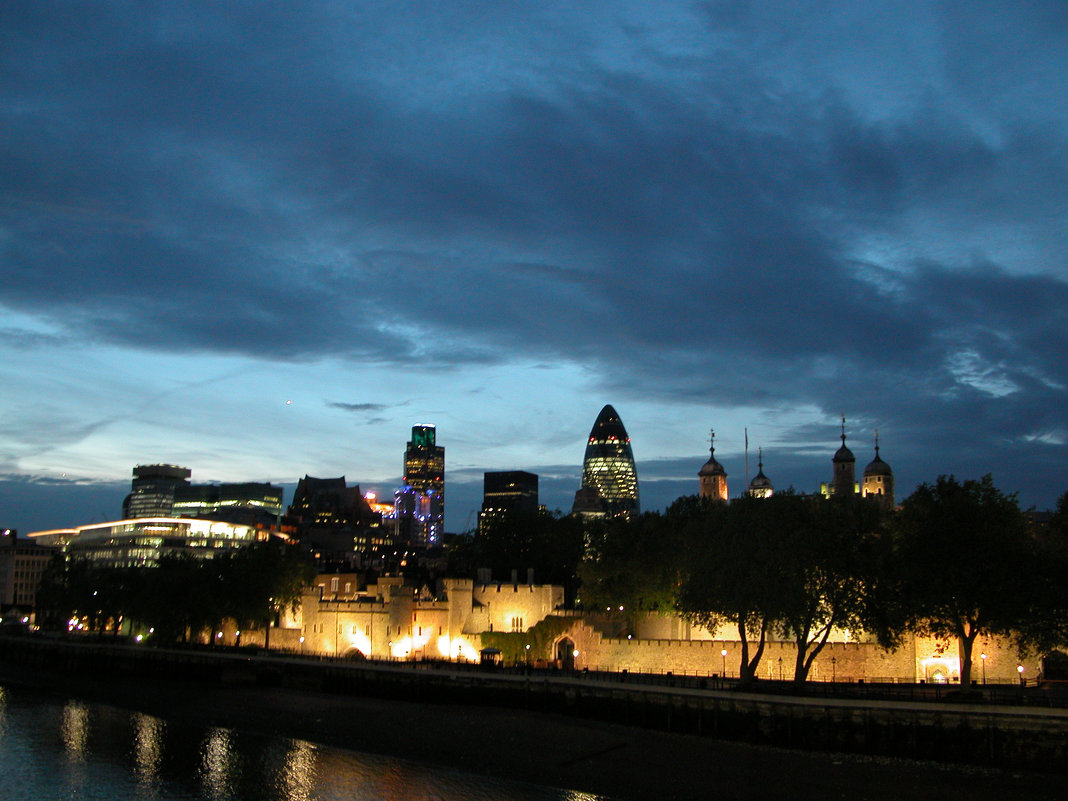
[37,541,315,646]
[581,476,1068,690]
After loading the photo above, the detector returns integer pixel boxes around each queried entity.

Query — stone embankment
[3,634,1066,774]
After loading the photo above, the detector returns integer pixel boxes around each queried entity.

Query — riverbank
[0,650,1063,800]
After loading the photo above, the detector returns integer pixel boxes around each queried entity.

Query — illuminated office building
[28,518,273,569]
[478,470,539,534]
[572,405,639,519]
[400,425,445,545]
[123,464,192,518]
[172,482,283,524]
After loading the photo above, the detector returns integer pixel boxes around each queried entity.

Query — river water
[0,683,609,801]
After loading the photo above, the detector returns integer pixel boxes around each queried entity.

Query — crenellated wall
[563,616,1039,684]
[291,580,1040,683]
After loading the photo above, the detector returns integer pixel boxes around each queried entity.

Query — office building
[399,424,445,545]
[572,405,639,519]
[478,470,539,534]
[123,464,192,518]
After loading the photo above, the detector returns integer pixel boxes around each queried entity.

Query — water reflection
[61,699,90,758]
[200,727,236,800]
[0,684,612,801]
[275,739,318,801]
[134,711,167,792]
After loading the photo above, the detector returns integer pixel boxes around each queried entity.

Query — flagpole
[744,427,749,490]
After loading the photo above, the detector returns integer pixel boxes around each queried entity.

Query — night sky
[2,2,1066,534]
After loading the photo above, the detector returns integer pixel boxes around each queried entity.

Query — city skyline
[2,4,1066,532]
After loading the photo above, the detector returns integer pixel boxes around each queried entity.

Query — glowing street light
[721,648,727,677]
[980,653,987,684]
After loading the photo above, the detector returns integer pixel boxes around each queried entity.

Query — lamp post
[1017,664,1025,685]
[778,656,783,681]
[721,648,727,678]
[980,653,987,684]
[832,656,836,682]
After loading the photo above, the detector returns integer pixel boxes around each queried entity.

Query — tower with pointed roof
[572,405,640,519]
[698,429,729,501]
[862,431,894,507]
[747,447,774,498]
[831,415,857,497]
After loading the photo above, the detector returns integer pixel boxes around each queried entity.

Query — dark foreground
[0,660,1063,801]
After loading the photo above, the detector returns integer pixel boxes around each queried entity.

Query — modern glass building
[28,518,273,569]
[478,470,539,535]
[573,405,640,519]
[171,482,284,521]
[123,464,192,518]
[401,424,445,544]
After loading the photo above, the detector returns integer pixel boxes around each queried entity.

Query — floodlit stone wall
[291,582,1041,683]
[564,617,1040,683]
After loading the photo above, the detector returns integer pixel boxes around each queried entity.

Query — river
[0,683,609,801]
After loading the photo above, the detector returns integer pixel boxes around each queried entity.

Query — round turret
[747,448,773,498]
[862,432,894,507]
[698,428,728,501]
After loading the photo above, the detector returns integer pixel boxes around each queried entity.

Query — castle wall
[566,618,1039,684]
[466,583,564,635]
[289,581,1040,684]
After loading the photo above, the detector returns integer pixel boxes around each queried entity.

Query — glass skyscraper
[400,424,445,545]
[573,405,640,518]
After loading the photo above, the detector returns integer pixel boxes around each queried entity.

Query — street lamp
[721,648,727,677]
[1017,664,1025,685]
[832,656,837,682]
[980,653,987,684]
[778,656,783,681]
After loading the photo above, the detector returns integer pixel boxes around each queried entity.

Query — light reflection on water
[134,712,166,793]
[0,684,612,801]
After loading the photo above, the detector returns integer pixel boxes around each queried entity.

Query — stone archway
[555,637,576,670]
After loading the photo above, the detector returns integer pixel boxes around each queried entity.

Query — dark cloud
[1,2,1066,522]
[327,402,388,413]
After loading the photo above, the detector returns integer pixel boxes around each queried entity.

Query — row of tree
[581,476,1068,690]
[38,541,315,646]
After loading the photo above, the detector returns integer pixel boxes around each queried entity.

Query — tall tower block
[401,424,445,544]
[573,405,640,519]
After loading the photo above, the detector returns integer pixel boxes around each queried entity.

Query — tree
[219,541,316,647]
[891,475,1033,690]
[676,495,779,687]
[1014,492,1068,659]
[773,495,888,685]
[580,508,685,619]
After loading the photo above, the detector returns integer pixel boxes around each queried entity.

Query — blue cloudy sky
[2,2,1066,533]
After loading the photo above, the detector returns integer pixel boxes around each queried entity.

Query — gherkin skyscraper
[572,404,640,518]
